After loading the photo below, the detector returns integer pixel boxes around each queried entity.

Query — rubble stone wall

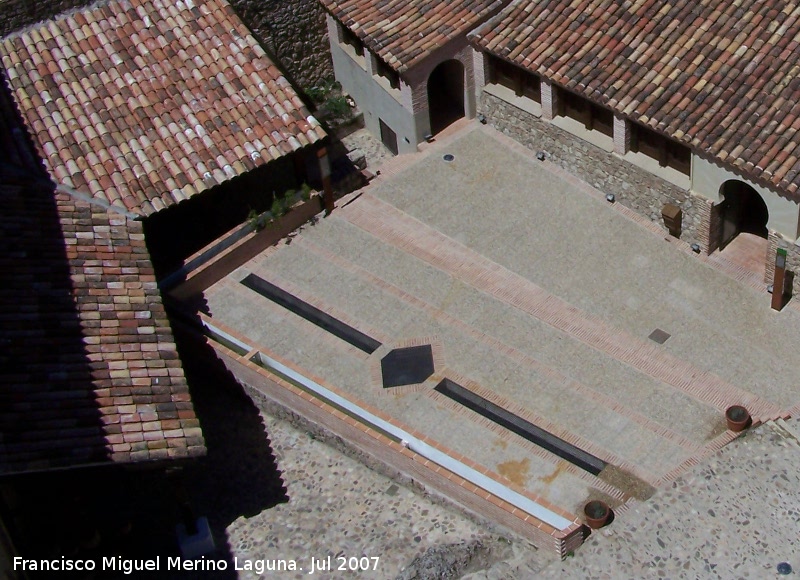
[230,0,334,90]
[480,91,704,247]
[0,0,334,92]
[0,0,88,35]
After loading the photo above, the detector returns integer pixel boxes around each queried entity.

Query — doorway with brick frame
[427,59,465,136]
[717,179,769,275]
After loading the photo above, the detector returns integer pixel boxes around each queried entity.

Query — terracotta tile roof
[0,0,326,217]
[0,178,205,476]
[472,0,800,196]
[321,0,508,73]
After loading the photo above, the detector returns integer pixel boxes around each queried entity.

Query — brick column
[462,49,477,116]
[696,197,721,255]
[766,231,780,284]
[542,80,559,120]
[472,49,488,92]
[613,115,630,155]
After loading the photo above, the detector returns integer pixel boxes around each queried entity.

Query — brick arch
[406,47,476,144]
[718,179,769,248]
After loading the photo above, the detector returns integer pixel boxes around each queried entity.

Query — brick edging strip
[200,316,585,557]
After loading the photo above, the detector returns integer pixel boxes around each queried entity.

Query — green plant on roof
[306,80,341,104]
[300,182,312,201]
[324,95,351,118]
[306,85,327,102]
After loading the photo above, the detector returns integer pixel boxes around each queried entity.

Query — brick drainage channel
[198,315,585,556]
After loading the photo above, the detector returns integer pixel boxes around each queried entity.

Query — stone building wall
[230,0,333,89]
[479,92,704,247]
[0,0,89,36]
[0,0,333,92]
[766,232,800,287]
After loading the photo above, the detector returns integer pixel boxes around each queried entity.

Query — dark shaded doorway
[427,60,465,135]
[379,119,398,155]
[719,180,769,248]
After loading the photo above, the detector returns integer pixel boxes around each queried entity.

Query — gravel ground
[222,410,554,579]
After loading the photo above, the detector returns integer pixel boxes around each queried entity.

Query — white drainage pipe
[204,318,574,532]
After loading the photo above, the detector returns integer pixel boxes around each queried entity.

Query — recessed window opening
[631,122,690,175]
[559,89,613,137]
[489,56,541,102]
[340,25,364,58]
[374,58,400,90]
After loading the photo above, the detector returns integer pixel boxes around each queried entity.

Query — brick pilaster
[472,49,487,94]
[542,80,559,120]
[613,115,629,155]
[697,197,721,255]
[766,231,780,284]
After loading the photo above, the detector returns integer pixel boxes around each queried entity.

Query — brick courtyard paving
[198,122,800,574]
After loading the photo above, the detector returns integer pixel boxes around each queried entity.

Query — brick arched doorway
[427,60,465,135]
[719,180,769,248]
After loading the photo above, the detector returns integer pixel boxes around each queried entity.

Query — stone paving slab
[370,128,800,410]
[204,124,800,556]
[210,235,706,480]
[205,279,616,514]
[239,219,721,446]
[340,187,781,422]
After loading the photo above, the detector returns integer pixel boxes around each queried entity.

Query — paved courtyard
[203,123,800,543]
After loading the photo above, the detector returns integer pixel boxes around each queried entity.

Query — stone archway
[718,180,769,248]
[427,59,465,135]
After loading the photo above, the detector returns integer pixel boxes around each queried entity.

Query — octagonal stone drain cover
[380,345,435,388]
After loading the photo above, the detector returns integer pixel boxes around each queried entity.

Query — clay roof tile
[472,0,800,195]
[0,0,324,216]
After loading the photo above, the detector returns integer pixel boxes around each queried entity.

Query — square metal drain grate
[381,345,434,388]
[648,328,671,344]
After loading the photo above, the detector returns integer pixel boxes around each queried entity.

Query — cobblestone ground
[170,321,554,580]
[340,128,393,172]
[540,419,800,579]
[223,410,555,580]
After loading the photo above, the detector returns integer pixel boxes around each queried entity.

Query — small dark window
[590,103,613,137]
[340,26,364,57]
[559,89,613,137]
[375,58,400,90]
[666,140,691,174]
[631,123,690,175]
[561,90,589,126]
[632,124,662,160]
[491,57,519,90]
[489,56,540,103]
[522,74,541,102]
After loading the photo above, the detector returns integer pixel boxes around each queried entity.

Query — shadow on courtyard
[165,313,290,579]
